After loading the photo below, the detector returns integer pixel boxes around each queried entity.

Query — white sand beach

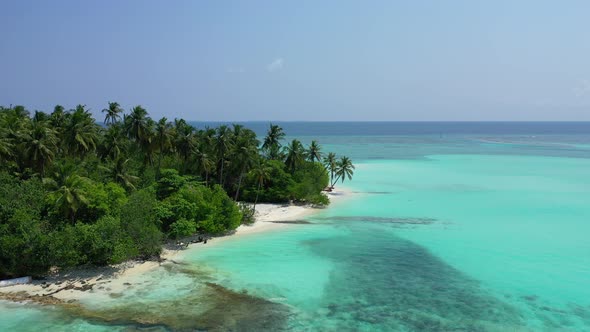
[237,186,353,234]
[0,187,353,304]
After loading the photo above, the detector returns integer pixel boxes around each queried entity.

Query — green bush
[156,169,186,199]
[242,160,294,203]
[198,185,242,234]
[120,189,163,258]
[75,215,137,265]
[169,218,197,239]
[0,209,50,278]
[0,174,50,277]
[290,161,330,205]
[238,203,256,225]
[47,225,84,268]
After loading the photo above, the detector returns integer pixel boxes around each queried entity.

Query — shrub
[169,218,197,239]
[120,189,163,258]
[156,169,186,199]
[198,185,242,234]
[238,203,256,225]
[290,161,330,204]
[75,215,137,265]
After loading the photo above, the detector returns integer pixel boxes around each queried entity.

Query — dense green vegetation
[0,104,354,278]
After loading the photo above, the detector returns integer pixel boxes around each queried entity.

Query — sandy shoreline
[0,187,353,305]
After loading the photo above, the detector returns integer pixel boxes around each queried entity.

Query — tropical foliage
[0,104,353,278]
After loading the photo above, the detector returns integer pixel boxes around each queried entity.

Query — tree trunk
[234,165,246,201]
[157,145,163,176]
[234,173,244,201]
[219,157,224,186]
[331,174,341,188]
[182,156,188,174]
[253,180,261,211]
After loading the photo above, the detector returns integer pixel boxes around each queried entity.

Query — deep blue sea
[191,121,590,136]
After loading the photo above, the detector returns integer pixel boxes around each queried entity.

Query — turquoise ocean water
[2,122,590,331]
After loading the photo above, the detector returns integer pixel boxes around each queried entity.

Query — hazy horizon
[2,1,590,121]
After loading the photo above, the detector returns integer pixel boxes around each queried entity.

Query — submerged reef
[301,228,525,331]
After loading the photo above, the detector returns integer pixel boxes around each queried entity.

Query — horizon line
[185,120,590,123]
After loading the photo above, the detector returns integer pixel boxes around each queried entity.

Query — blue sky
[1,0,590,121]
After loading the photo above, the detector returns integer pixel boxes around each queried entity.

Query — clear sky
[1,0,590,121]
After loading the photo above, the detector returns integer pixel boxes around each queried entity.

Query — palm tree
[284,139,305,173]
[101,158,139,191]
[231,123,245,140]
[0,113,14,162]
[333,156,355,187]
[0,133,13,163]
[50,105,67,149]
[3,106,29,141]
[250,160,271,210]
[323,152,337,188]
[262,123,285,160]
[125,105,149,142]
[99,125,127,161]
[215,125,232,185]
[102,102,123,126]
[50,105,66,128]
[194,148,215,185]
[45,173,89,223]
[154,117,173,175]
[63,105,99,158]
[12,105,29,119]
[139,119,156,166]
[174,120,196,172]
[22,119,58,177]
[307,140,322,162]
[232,129,259,201]
[32,110,49,123]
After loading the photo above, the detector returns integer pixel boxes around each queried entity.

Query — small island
[0,103,354,281]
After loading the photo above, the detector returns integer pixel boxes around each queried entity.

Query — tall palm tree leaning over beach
[323,152,337,188]
[332,156,355,188]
